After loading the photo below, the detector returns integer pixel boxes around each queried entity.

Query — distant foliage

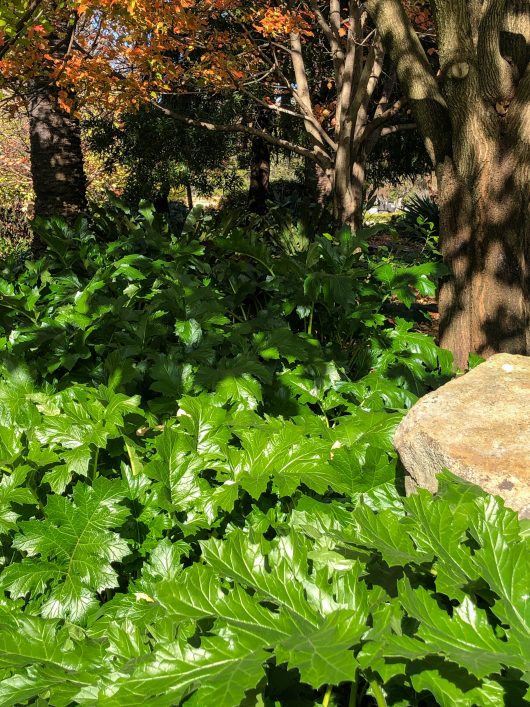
[0,204,32,261]
[401,194,439,235]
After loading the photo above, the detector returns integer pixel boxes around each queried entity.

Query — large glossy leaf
[2,478,130,620]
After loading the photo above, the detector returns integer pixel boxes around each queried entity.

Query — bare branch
[289,32,333,161]
[308,0,337,50]
[373,96,407,128]
[153,101,332,168]
[366,0,451,165]
[380,122,416,136]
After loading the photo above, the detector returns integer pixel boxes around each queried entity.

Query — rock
[394,353,530,518]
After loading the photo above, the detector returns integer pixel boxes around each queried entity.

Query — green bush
[0,204,526,706]
[400,195,439,234]
[395,196,440,259]
[0,205,32,262]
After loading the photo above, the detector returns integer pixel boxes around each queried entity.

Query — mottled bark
[28,85,87,218]
[315,163,333,205]
[27,9,87,219]
[438,153,529,368]
[332,157,365,231]
[367,0,530,365]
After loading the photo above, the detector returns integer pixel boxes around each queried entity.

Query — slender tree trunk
[186,183,194,210]
[315,163,333,205]
[248,135,270,215]
[351,159,365,232]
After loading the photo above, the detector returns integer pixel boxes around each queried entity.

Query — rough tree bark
[367,0,530,367]
[28,9,87,219]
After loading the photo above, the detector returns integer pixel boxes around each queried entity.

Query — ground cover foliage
[0,205,528,706]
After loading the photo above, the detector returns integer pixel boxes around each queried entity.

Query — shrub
[0,205,525,706]
[0,204,32,262]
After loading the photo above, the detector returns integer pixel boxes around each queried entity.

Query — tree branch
[235,82,338,152]
[380,122,416,136]
[352,34,385,138]
[0,0,43,61]
[308,0,344,80]
[289,31,332,162]
[153,101,332,168]
[365,0,451,166]
[478,0,516,103]
[360,96,408,142]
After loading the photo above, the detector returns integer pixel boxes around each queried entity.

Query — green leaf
[175,319,203,346]
[350,506,431,566]
[233,426,340,498]
[105,632,269,707]
[410,660,506,707]
[0,467,36,533]
[0,426,23,465]
[2,478,130,620]
[467,497,530,646]
[398,581,524,677]
[215,374,262,410]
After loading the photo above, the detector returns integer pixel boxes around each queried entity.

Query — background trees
[156,1,421,230]
[1,0,427,228]
[87,97,242,210]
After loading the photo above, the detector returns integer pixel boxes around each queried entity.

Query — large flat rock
[394,353,530,517]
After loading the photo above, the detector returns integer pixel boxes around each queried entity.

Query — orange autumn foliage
[0,0,434,116]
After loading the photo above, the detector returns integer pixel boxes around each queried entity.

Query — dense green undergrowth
[0,204,528,706]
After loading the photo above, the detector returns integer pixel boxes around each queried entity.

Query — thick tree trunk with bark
[248,135,270,215]
[28,84,87,218]
[438,151,529,367]
[332,160,365,232]
[306,159,364,231]
[367,0,530,366]
[27,8,87,220]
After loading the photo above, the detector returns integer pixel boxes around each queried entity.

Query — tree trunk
[315,163,333,205]
[28,84,87,219]
[154,191,170,213]
[366,0,530,365]
[28,6,87,221]
[438,150,530,368]
[332,159,365,233]
[248,135,270,215]
[186,183,194,210]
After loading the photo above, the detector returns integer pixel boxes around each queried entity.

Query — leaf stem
[322,685,333,707]
[369,679,387,707]
[308,302,315,336]
[90,447,100,482]
[348,680,357,707]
